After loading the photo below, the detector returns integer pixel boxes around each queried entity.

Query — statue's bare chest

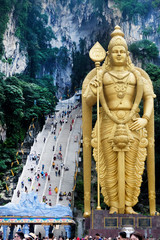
[103,71,136,99]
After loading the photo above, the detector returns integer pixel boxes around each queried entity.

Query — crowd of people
[15,103,80,207]
[83,232,152,240]
[1,230,151,240]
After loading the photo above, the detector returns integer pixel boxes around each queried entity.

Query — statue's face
[110,45,127,66]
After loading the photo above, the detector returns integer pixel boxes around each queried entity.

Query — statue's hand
[129,118,148,131]
[90,70,103,95]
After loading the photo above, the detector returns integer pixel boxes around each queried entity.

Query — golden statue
[82,26,158,216]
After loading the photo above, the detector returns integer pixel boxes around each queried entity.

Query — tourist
[60,162,64,169]
[25,233,37,240]
[59,144,62,151]
[36,158,39,165]
[59,191,63,196]
[49,199,52,206]
[52,161,55,168]
[42,164,45,170]
[58,236,64,240]
[51,125,54,134]
[54,186,58,194]
[49,184,52,195]
[84,236,89,240]
[17,190,20,198]
[95,233,102,240]
[118,232,126,239]
[38,232,42,240]
[59,195,63,201]
[64,166,69,171]
[21,181,24,188]
[43,137,46,143]
[14,231,24,240]
[43,195,46,202]
[48,174,50,181]
[49,233,54,240]
[130,232,144,240]
[37,173,40,181]
[30,165,34,173]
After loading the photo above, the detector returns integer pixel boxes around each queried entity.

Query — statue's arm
[83,69,104,107]
[130,77,154,131]
[83,76,97,107]
[143,95,154,120]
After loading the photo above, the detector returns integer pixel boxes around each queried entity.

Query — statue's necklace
[109,72,130,99]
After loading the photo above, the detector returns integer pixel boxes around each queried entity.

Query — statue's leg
[125,135,146,214]
[101,138,118,213]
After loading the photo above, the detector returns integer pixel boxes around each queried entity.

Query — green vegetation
[71,38,93,94]
[151,0,160,8]
[129,40,159,64]
[142,26,153,38]
[113,0,151,20]
[13,0,56,78]
[0,0,72,194]
[74,175,84,211]
[0,74,57,190]
[0,0,70,78]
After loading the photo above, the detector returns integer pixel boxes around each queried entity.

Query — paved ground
[11,102,82,237]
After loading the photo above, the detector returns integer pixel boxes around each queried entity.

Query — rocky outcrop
[0,10,27,77]
[0,0,160,92]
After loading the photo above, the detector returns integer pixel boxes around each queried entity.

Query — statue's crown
[111,25,124,38]
[108,25,127,51]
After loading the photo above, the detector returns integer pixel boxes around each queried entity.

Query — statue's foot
[150,211,159,216]
[125,207,138,214]
[109,207,118,214]
[83,212,91,218]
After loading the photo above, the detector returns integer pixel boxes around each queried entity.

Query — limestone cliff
[0,0,160,93]
[0,11,27,77]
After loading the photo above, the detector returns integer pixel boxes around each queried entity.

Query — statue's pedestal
[85,209,160,239]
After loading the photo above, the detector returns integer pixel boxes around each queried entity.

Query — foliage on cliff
[0,0,59,192]
[14,0,56,78]
[0,73,57,190]
[129,40,159,64]
[0,0,69,78]
[113,0,159,20]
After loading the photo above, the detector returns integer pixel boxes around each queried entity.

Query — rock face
[0,11,27,77]
[0,0,160,92]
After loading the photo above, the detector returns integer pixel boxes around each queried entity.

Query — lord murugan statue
[82,26,158,216]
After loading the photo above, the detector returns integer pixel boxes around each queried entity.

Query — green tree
[113,0,151,20]
[129,40,159,65]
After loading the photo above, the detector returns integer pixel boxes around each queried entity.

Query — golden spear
[89,42,106,210]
